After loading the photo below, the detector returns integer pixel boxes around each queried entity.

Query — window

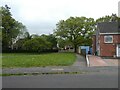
[104,36,113,43]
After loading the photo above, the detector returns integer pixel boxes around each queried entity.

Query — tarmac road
[2,67,118,88]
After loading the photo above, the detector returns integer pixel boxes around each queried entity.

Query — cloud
[0,0,119,34]
[26,21,56,35]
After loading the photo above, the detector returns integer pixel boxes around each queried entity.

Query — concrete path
[72,54,86,67]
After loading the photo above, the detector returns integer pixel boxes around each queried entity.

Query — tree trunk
[74,45,77,53]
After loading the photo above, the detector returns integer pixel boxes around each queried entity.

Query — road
[2,67,118,88]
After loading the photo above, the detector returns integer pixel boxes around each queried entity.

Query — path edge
[86,55,90,67]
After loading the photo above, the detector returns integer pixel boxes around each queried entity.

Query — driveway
[87,55,119,67]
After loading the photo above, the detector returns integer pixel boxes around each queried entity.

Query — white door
[117,44,120,57]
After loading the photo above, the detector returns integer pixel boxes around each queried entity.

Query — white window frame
[104,35,113,43]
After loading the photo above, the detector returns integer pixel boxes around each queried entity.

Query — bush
[2,48,58,53]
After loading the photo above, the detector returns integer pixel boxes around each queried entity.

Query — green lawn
[2,52,76,68]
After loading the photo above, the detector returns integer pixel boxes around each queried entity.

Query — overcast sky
[0,0,119,35]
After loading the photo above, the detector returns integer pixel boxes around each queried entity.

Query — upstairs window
[104,35,113,43]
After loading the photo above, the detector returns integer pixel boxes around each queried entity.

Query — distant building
[92,21,120,57]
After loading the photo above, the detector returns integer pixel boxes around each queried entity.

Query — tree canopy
[1,5,27,50]
[54,16,95,52]
[96,14,119,23]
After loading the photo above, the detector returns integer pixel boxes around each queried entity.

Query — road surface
[2,67,118,88]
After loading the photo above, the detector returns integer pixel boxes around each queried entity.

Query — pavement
[87,55,119,67]
[72,54,86,67]
[2,54,119,75]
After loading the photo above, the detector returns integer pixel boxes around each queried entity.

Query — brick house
[92,21,120,58]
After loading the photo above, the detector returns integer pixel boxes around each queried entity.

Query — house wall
[100,34,120,57]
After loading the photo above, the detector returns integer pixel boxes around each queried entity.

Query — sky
[0,0,120,35]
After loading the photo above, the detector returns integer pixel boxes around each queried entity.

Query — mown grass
[2,52,76,68]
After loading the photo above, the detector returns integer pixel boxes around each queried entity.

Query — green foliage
[57,38,73,48]
[12,33,58,53]
[96,14,119,23]
[1,5,27,50]
[23,39,40,51]
[23,35,57,52]
[40,34,57,48]
[2,53,76,68]
[24,37,47,51]
[54,16,95,52]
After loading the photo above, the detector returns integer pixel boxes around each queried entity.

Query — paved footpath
[72,54,86,67]
[87,55,119,67]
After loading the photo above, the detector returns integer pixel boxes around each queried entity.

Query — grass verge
[2,52,76,68]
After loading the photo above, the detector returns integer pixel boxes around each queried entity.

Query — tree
[31,34,39,38]
[14,31,31,51]
[40,34,57,49]
[1,5,27,51]
[54,17,95,53]
[23,37,52,52]
[45,34,57,49]
[23,38,40,52]
[57,38,73,49]
[16,23,28,40]
[96,14,119,23]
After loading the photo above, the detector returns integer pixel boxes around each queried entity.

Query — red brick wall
[100,34,120,57]
[92,35,96,55]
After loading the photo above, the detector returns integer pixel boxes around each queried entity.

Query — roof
[97,21,120,33]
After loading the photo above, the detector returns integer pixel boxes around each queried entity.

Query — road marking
[51,68,64,71]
